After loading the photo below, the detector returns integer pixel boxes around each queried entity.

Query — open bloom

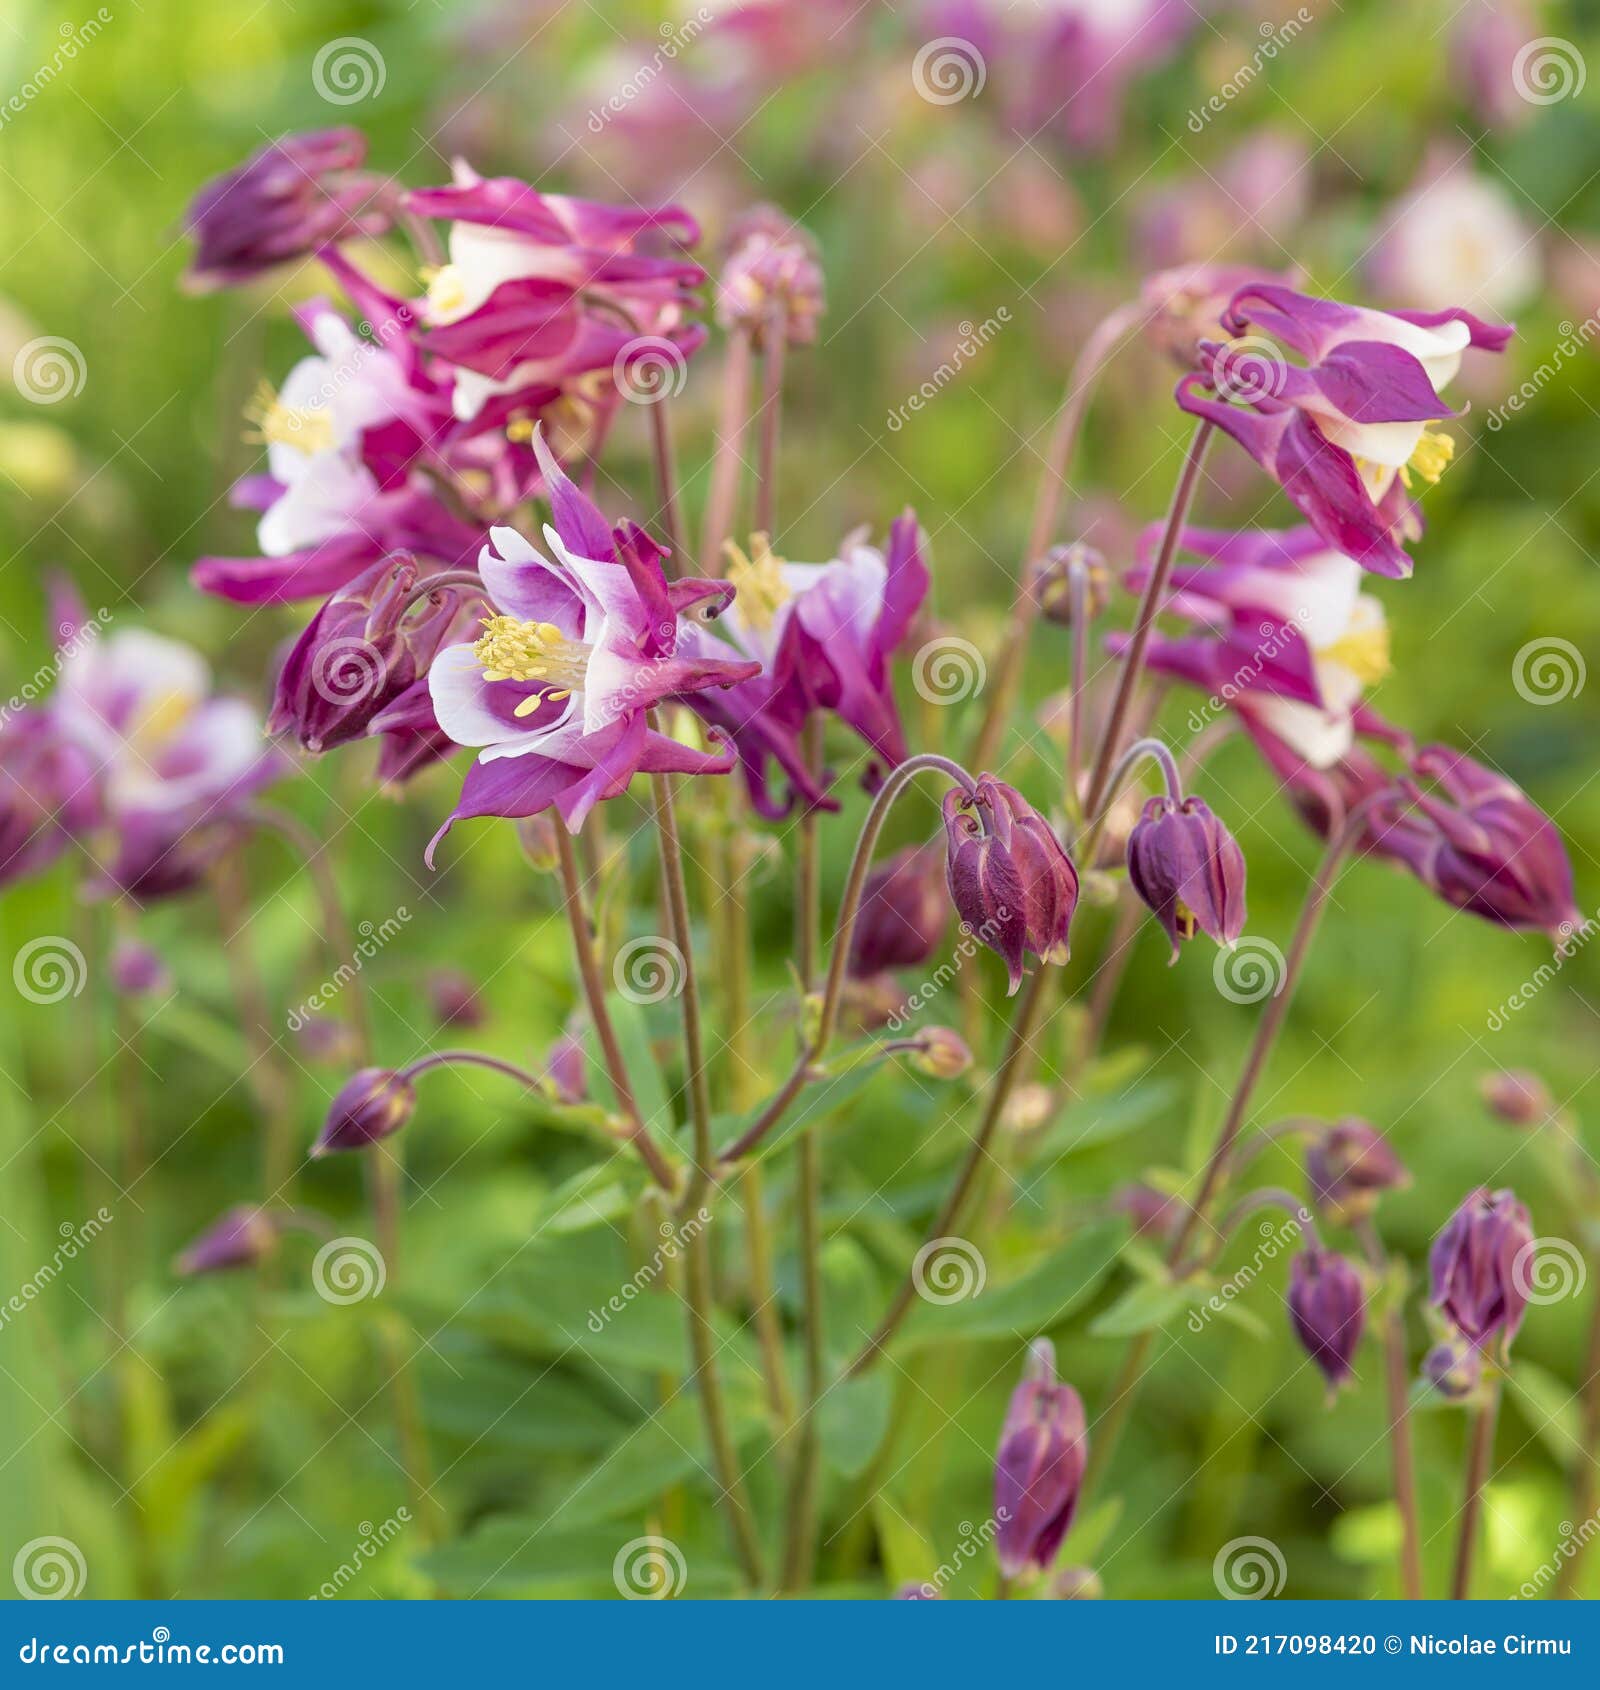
[1180,283,1512,577]
[682,517,929,816]
[1287,1248,1366,1391]
[1125,794,1247,960]
[944,776,1078,993]
[716,204,825,346]
[993,1339,1088,1581]
[1430,1187,1534,1353]
[54,623,283,899]
[426,435,759,854]
[0,708,96,890]
[183,128,391,293]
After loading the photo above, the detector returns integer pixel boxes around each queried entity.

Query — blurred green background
[3,0,1600,1599]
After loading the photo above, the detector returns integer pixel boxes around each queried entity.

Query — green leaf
[819,1235,880,1366]
[1026,1079,1182,1161]
[1506,1361,1583,1470]
[895,1221,1121,1351]
[535,1162,639,1235]
[417,1519,738,1598]
[420,1352,628,1454]
[818,1372,892,1479]
[1089,1275,1211,1338]
[598,992,677,1155]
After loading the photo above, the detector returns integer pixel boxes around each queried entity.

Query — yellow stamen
[1175,899,1198,941]
[424,263,469,320]
[723,533,790,633]
[1399,426,1454,489]
[243,379,335,454]
[127,690,194,753]
[473,615,591,694]
[1318,621,1391,687]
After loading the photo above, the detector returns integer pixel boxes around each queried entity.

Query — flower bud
[541,1034,588,1106]
[994,1339,1088,1580]
[1051,1565,1104,1600]
[1109,1182,1184,1243]
[1478,1069,1552,1129]
[293,1014,362,1066]
[174,1205,280,1275]
[1429,1186,1533,1353]
[109,939,170,998]
[716,204,825,347]
[313,1067,417,1156]
[428,968,485,1030]
[1032,543,1110,628]
[908,1026,973,1080]
[1125,794,1247,961]
[943,776,1079,995]
[849,844,949,978]
[1002,1082,1055,1134]
[516,813,561,872]
[1287,1248,1366,1391]
[1305,1119,1408,1223]
[1422,1341,1482,1400]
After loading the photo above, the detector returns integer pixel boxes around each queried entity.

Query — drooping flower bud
[943,776,1079,995]
[313,1067,417,1156]
[849,844,949,978]
[541,1034,588,1107]
[907,1026,973,1080]
[174,1205,281,1275]
[269,557,466,754]
[516,813,561,873]
[1478,1069,1553,1129]
[109,939,171,998]
[1422,1340,1482,1400]
[1429,1187,1533,1353]
[993,1339,1088,1581]
[184,129,391,293]
[1109,1182,1184,1243]
[428,968,485,1030]
[1305,1119,1408,1223]
[716,204,825,347]
[1125,794,1247,960]
[1032,542,1110,628]
[1287,1248,1366,1391]
[293,1014,362,1066]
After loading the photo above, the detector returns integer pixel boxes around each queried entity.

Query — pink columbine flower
[0,708,96,890]
[53,620,284,900]
[1181,283,1513,577]
[183,129,391,293]
[1125,794,1248,961]
[425,435,759,855]
[1430,1186,1534,1353]
[682,516,930,816]
[716,204,825,346]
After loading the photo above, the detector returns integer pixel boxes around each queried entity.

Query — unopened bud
[1478,1069,1552,1129]
[910,1026,973,1080]
[313,1067,416,1156]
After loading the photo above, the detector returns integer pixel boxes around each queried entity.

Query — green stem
[1451,1380,1501,1599]
[1356,1217,1424,1601]
[648,397,686,568]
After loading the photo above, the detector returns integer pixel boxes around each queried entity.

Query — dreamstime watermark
[13,937,88,1005]
[2,606,110,728]
[311,1237,386,1304]
[1512,635,1586,705]
[1511,1236,1587,1306]
[287,908,411,1030]
[1514,1510,1600,1598]
[309,1509,411,1598]
[613,335,689,404]
[1512,37,1586,105]
[0,10,113,132]
[1213,1534,1287,1598]
[586,1209,710,1333]
[1183,608,1313,737]
[913,1511,1009,1598]
[312,36,385,104]
[585,9,713,132]
[1186,10,1314,131]
[885,915,1010,1032]
[911,37,986,104]
[885,308,1011,432]
[1213,936,1286,1005]
[613,1534,687,1598]
[12,1537,87,1599]
[1486,313,1600,430]
[612,935,687,1003]
[911,1236,986,1304]
[0,1211,115,1335]
[911,635,986,704]
[1187,1209,1310,1333]
[1487,909,1598,1030]
[11,336,87,404]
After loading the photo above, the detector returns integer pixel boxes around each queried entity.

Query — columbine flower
[1370,744,1580,939]
[1478,1069,1553,1129]
[1287,1248,1366,1391]
[425,434,759,855]
[943,775,1079,994]
[1125,794,1246,960]
[53,624,284,900]
[993,1339,1088,1581]
[183,129,391,293]
[905,1026,973,1080]
[847,843,948,977]
[174,1205,284,1275]
[541,1032,588,1106]
[1140,264,1302,367]
[1430,1186,1533,1353]
[314,1067,417,1156]
[0,708,95,890]
[1305,1119,1408,1223]
[716,204,825,345]
[682,515,930,816]
[109,939,171,998]
[1423,1340,1483,1400]
[1180,283,1512,577]
[268,556,471,753]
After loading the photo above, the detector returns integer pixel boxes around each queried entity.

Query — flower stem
[755,309,788,539]
[1082,418,1214,821]
[701,329,755,573]
[845,968,1049,1377]
[1356,1217,1424,1600]
[970,301,1144,771]
[650,760,766,1587]
[1451,1379,1501,1599]
[553,825,676,1192]
[648,398,686,569]
[399,1049,545,1089]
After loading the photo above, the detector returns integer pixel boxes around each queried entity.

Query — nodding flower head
[848,843,949,978]
[174,1205,283,1275]
[1423,1340,1483,1401]
[1125,794,1247,961]
[1478,1069,1553,1129]
[1429,1186,1533,1354]
[943,776,1079,995]
[313,1067,417,1156]
[1287,1247,1366,1392]
[993,1339,1088,1581]
[1032,542,1111,628]
[1305,1118,1408,1223]
[906,1026,973,1081]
